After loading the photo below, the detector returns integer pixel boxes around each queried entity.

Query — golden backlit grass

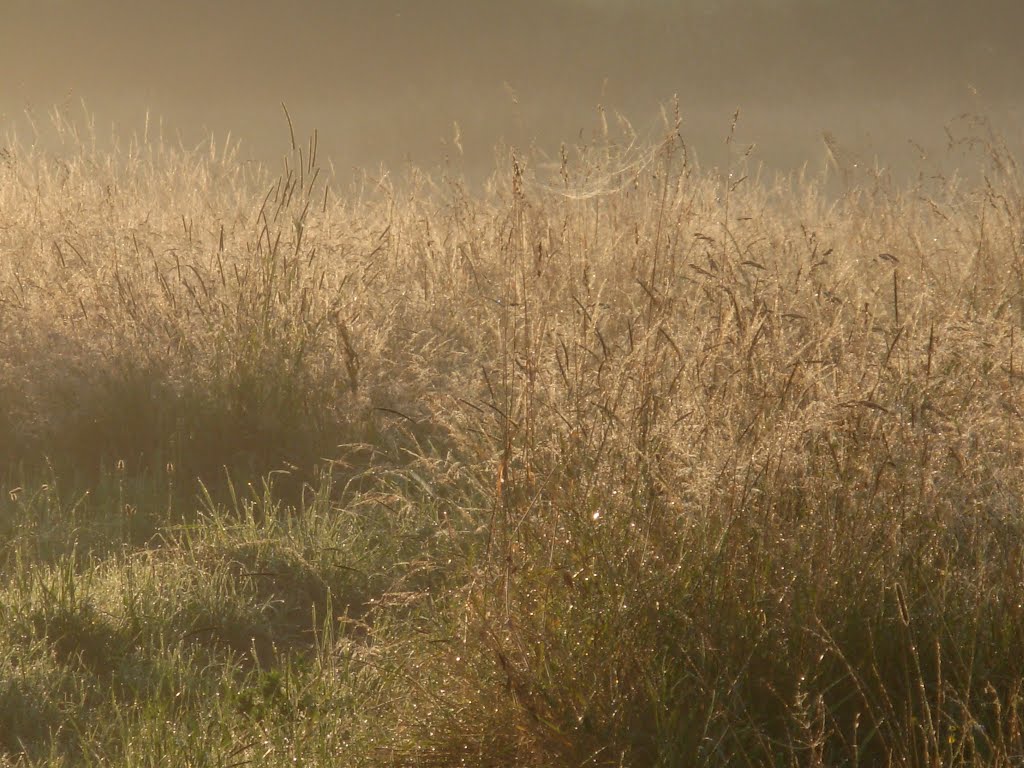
[0,108,1023,766]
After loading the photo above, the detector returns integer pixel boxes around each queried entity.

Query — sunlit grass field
[1,107,1023,766]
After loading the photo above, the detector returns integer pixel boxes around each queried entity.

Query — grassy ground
[1,108,1023,766]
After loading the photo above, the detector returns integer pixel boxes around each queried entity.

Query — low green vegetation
[1,108,1023,765]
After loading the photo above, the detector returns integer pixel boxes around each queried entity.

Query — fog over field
[6,3,1024,765]
[4,0,1022,182]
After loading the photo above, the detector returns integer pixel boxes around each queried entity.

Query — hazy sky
[3,1,1022,183]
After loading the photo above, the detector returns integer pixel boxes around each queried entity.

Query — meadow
[0,107,1023,766]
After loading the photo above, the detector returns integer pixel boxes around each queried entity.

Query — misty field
[1,109,1023,767]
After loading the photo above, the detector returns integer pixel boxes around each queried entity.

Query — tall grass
[0,107,1022,765]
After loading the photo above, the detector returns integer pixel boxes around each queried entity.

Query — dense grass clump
[0,108,1023,765]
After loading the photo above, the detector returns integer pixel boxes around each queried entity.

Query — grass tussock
[0,106,1023,765]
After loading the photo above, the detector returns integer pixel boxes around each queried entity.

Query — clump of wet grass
[1,106,1023,765]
